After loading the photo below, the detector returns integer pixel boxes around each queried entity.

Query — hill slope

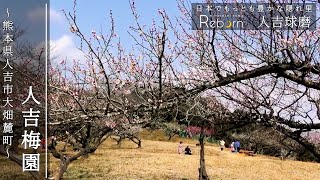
[50,132,320,180]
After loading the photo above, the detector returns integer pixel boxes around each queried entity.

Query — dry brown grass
[0,157,33,180]
[0,151,46,180]
[49,130,320,180]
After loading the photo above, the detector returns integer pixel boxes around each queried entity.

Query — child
[230,141,235,152]
[219,139,226,151]
[178,141,183,154]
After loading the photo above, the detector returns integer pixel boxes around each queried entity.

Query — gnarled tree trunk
[0,145,39,179]
[198,130,209,180]
[129,136,142,148]
[55,157,70,180]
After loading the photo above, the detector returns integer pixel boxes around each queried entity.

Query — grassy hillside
[49,130,320,180]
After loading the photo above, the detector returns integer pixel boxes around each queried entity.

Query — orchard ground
[47,130,320,180]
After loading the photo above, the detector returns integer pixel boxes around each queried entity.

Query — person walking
[219,139,226,151]
[235,140,241,153]
[230,141,236,152]
[178,141,183,154]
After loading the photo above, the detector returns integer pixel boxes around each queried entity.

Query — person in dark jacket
[185,146,192,155]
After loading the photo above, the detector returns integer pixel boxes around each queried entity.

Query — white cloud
[50,8,64,24]
[50,34,83,63]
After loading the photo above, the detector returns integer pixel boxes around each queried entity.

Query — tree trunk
[130,136,142,148]
[55,158,70,180]
[198,132,209,180]
[137,138,141,148]
[62,142,68,152]
[0,146,39,179]
[117,136,123,148]
[50,129,113,179]
[10,138,20,153]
